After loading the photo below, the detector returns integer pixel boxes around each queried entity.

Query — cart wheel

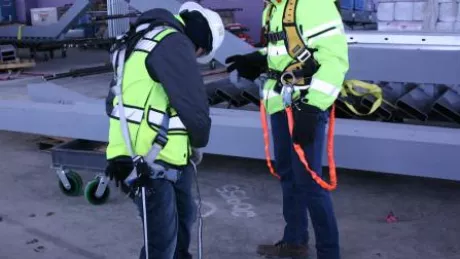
[84,179,110,205]
[58,171,83,196]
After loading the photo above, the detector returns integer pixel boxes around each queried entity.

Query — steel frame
[346,42,460,85]
[0,98,459,181]
[0,0,91,40]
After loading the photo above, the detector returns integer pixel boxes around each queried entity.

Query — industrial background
[0,0,459,258]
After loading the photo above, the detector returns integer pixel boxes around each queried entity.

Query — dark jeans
[270,110,340,259]
[133,163,196,259]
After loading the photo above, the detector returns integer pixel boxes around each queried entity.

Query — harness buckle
[293,47,311,63]
[153,128,169,147]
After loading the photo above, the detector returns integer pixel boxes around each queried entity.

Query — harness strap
[133,26,169,53]
[266,31,286,43]
[110,26,181,184]
[112,47,135,158]
[264,0,318,94]
[267,68,313,94]
[149,166,181,182]
[261,0,338,191]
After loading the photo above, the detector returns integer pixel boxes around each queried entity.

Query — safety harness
[109,24,183,187]
[260,0,383,191]
[109,19,205,259]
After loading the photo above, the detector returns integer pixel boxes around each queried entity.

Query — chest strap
[264,0,319,89]
[265,31,286,43]
[110,28,182,186]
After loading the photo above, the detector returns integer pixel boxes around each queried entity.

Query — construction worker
[103,2,224,259]
[225,0,348,258]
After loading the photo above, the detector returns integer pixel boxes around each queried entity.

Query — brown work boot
[257,240,308,258]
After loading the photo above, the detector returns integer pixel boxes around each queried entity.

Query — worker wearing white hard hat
[104,2,224,259]
[179,1,225,64]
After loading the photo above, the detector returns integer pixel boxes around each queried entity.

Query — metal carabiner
[280,71,299,108]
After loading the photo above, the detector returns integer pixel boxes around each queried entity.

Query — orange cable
[259,101,281,180]
[260,102,337,191]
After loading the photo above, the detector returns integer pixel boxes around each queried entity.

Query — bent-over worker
[103,2,225,259]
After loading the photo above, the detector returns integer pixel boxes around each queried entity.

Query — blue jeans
[133,163,196,259]
[270,110,340,259]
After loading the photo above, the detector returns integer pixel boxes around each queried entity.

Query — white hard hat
[179,1,225,64]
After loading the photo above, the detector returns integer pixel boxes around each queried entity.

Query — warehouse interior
[0,0,459,258]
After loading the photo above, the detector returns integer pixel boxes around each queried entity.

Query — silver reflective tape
[310,78,340,98]
[136,23,150,32]
[169,116,186,130]
[111,105,144,123]
[144,27,167,39]
[135,39,158,52]
[148,110,163,126]
[148,110,186,130]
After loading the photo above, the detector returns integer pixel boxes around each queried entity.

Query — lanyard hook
[280,71,299,108]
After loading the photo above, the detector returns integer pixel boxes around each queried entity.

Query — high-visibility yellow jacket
[105,9,211,167]
[259,0,349,114]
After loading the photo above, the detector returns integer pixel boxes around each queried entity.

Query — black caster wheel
[58,170,83,196]
[84,178,110,205]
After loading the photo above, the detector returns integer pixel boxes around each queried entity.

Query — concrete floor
[0,131,459,259]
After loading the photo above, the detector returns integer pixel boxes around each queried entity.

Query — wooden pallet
[0,58,35,71]
[35,136,73,151]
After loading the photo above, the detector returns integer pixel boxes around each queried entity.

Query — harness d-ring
[280,70,297,86]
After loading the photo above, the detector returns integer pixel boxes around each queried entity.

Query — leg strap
[149,165,182,183]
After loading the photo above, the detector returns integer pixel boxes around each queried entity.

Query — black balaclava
[180,10,213,54]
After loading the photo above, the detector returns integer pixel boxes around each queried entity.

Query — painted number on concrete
[195,199,217,218]
[216,185,257,218]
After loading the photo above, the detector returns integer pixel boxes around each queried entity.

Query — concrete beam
[27,82,100,104]
[1,99,460,181]
[347,44,460,85]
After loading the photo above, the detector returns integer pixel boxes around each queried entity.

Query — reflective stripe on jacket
[106,25,191,167]
[260,0,349,114]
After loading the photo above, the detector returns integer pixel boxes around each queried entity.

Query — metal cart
[50,139,111,205]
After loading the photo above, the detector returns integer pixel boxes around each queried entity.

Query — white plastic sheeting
[107,0,130,38]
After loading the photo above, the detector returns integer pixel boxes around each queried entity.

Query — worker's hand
[128,160,152,190]
[105,156,134,188]
[190,148,203,165]
[225,51,267,81]
[292,101,323,146]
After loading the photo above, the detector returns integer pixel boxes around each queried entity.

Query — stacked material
[341,0,378,11]
[376,0,460,32]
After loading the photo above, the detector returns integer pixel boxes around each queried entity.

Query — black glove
[292,101,323,146]
[105,156,134,188]
[225,51,267,81]
[105,156,152,194]
[129,159,152,190]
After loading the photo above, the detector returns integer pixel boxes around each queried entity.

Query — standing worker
[104,2,224,259]
[226,0,348,258]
